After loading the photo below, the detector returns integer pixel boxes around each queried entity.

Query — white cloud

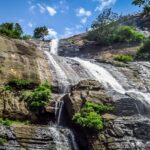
[48,28,57,38]
[29,5,36,13]
[81,18,87,24]
[76,7,91,25]
[37,3,46,13]
[28,22,33,28]
[76,8,91,17]
[46,6,57,16]
[95,0,117,11]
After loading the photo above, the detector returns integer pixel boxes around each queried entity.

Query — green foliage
[136,37,150,59]
[0,118,31,126]
[1,85,12,91]
[114,26,144,43]
[87,8,145,45]
[33,26,49,39]
[73,102,113,130]
[88,9,120,45]
[0,22,23,39]
[139,37,150,53]
[8,79,32,90]
[21,83,52,111]
[0,118,12,126]
[85,102,113,113]
[0,137,7,146]
[114,55,134,63]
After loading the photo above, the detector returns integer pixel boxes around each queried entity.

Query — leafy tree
[87,9,120,45]
[132,0,150,16]
[0,23,13,30]
[0,22,23,39]
[33,26,49,40]
[14,23,23,36]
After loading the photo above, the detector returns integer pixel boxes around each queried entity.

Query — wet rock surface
[0,124,57,150]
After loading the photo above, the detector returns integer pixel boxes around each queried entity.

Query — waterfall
[71,57,150,107]
[50,39,59,55]
[72,57,125,94]
[45,40,79,150]
[48,125,71,150]
[45,51,70,93]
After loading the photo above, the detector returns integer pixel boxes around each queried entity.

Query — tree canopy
[0,22,23,39]
[33,26,49,40]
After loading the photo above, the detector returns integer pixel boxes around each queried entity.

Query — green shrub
[113,26,144,43]
[0,22,23,39]
[136,37,150,59]
[0,118,12,126]
[0,137,7,146]
[73,102,113,130]
[0,85,12,92]
[85,102,113,113]
[8,79,32,90]
[0,118,31,126]
[114,55,134,63]
[21,83,52,111]
[139,37,150,53]
[73,107,103,130]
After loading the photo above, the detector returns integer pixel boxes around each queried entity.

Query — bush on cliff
[113,26,144,43]
[7,79,33,90]
[73,102,113,130]
[114,54,134,63]
[87,9,144,45]
[21,83,52,111]
[136,37,150,59]
[0,22,23,39]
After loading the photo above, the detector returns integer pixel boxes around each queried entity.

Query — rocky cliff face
[64,80,150,150]
[1,35,150,150]
[0,36,51,84]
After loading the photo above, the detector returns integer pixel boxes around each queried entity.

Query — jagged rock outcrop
[64,80,150,150]
[64,80,112,119]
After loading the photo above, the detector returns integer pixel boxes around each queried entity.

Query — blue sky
[0,0,141,38]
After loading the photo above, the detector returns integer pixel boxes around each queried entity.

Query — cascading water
[71,57,150,111]
[45,39,79,150]
[71,57,125,94]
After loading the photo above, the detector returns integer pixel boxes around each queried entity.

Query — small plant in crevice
[0,136,7,146]
[114,54,134,63]
[7,79,33,90]
[73,102,113,131]
[0,118,31,126]
[21,83,52,111]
